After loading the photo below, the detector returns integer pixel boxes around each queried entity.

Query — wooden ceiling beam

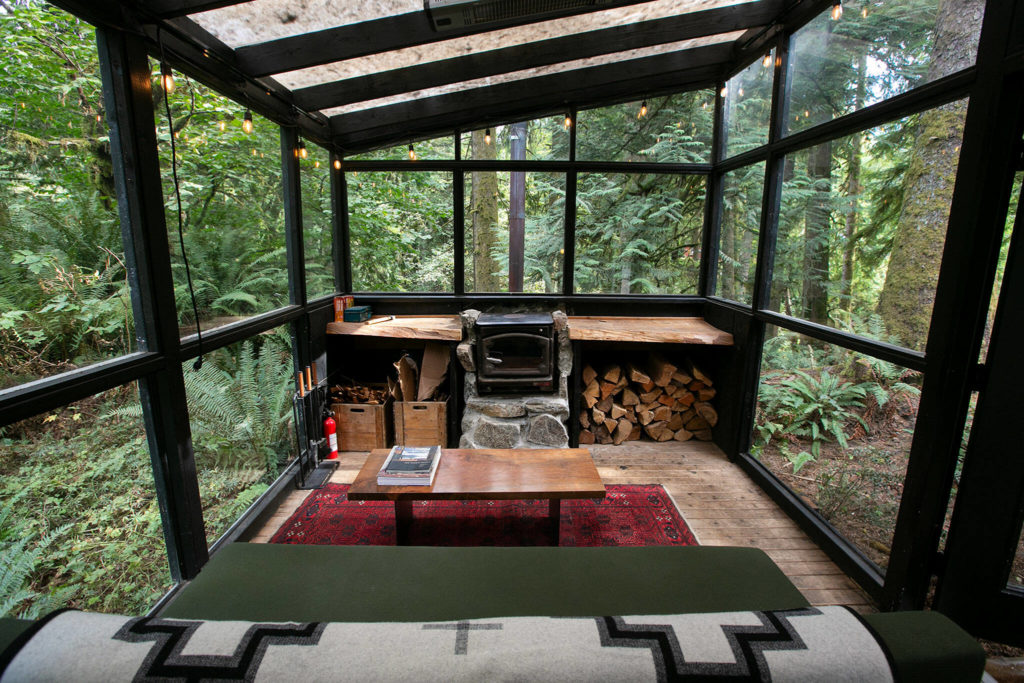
[331,43,731,153]
[237,0,671,78]
[294,1,778,112]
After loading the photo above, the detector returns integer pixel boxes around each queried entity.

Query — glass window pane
[575,173,704,294]
[0,385,172,616]
[464,171,565,293]
[981,171,1022,363]
[787,3,983,135]
[460,118,568,161]
[349,135,454,161]
[576,90,714,163]
[716,162,765,304]
[347,171,454,292]
[754,326,922,573]
[301,142,335,301]
[183,327,295,546]
[154,70,288,335]
[770,102,967,351]
[0,6,135,390]
[724,51,775,158]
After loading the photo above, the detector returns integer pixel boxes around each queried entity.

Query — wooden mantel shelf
[567,316,733,345]
[326,315,462,341]
[326,314,731,346]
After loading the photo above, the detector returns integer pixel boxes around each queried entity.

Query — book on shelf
[377,445,442,486]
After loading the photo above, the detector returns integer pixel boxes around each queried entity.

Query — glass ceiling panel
[190,0,421,48]
[194,0,743,70]
[320,32,741,118]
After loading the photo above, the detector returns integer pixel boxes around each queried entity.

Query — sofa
[0,544,985,681]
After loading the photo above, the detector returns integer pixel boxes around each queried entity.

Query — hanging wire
[158,28,203,370]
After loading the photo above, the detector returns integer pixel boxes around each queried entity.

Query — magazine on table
[377,445,442,486]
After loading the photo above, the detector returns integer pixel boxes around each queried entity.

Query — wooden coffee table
[348,448,605,545]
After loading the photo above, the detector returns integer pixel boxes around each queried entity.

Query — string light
[160,62,175,95]
[638,100,648,119]
[298,139,308,159]
[252,148,257,156]
[95,114,102,122]
[831,0,842,20]
[720,86,728,98]
[564,112,573,129]
[219,121,226,132]
[408,143,416,161]
[314,160,320,168]
[242,109,254,135]
[484,128,492,145]
[333,159,342,171]
[762,53,772,68]
[861,6,867,17]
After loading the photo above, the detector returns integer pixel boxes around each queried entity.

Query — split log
[638,409,654,425]
[593,423,613,445]
[621,388,640,406]
[695,402,719,427]
[623,410,637,424]
[603,417,618,433]
[698,387,717,401]
[628,425,643,441]
[626,363,651,385]
[596,395,613,413]
[646,354,678,387]
[640,380,656,392]
[686,360,712,386]
[672,370,694,385]
[602,365,622,384]
[599,381,619,400]
[688,380,706,392]
[643,420,669,440]
[610,403,627,420]
[582,365,598,386]
[592,407,606,425]
[657,394,676,407]
[613,418,632,445]
[583,380,600,408]
[653,405,672,422]
[579,429,595,445]
[640,389,662,404]
[673,428,694,442]
[685,415,710,431]
[692,429,713,442]
[667,413,685,431]
[579,410,591,429]
[676,392,696,409]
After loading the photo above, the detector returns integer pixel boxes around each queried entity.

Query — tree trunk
[877,0,984,350]
[508,122,527,292]
[470,130,501,291]
[841,52,867,312]
[802,140,831,324]
[720,208,737,300]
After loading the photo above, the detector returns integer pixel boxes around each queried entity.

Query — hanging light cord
[158,30,203,370]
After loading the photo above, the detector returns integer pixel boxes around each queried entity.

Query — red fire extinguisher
[324,414,339,459]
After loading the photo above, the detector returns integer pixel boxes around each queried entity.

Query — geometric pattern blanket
[0,606,895,682]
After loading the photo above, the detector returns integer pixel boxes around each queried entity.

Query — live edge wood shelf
[566,317,733,345]
[326,315,732,346]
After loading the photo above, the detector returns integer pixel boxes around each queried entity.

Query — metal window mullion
[700,78,727,298]
[96,27,207,581]
[332,154,352,293]
[563,108,578,295]
[454,129,465,295]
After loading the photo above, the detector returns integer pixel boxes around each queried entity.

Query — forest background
[0,0,1018,618]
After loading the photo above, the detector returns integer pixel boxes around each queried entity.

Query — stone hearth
[457,309,572,449]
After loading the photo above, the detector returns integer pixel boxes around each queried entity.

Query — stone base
[458,309,572,450]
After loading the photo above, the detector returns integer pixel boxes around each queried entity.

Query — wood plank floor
[249,441,875,612]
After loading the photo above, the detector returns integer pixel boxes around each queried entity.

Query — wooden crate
[394,400,447,447]
[332,399,393,452]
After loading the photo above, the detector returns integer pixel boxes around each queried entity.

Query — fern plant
[759,369,869,460]
[0,497,76,618]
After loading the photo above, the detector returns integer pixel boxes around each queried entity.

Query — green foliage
[0,496,76,619]
[757,369,868,459]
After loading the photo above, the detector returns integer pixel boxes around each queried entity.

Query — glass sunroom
[2,0,1024,671]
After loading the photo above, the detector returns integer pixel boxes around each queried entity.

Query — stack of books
[376,445,442,486]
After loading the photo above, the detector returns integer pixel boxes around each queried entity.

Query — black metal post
[454,130,466,295]
[562,108,578,295]
[96,27,208,581]
[509,121,527,292]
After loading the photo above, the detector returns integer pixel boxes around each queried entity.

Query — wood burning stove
[475,312,556,394]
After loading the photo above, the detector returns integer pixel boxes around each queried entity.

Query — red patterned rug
[270,484,697,547]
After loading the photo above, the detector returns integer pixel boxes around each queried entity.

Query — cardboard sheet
[417,343,450,401]
[394,354,419,403]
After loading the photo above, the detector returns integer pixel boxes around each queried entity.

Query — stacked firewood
[328,384,389,404]
[579,354,717,445]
